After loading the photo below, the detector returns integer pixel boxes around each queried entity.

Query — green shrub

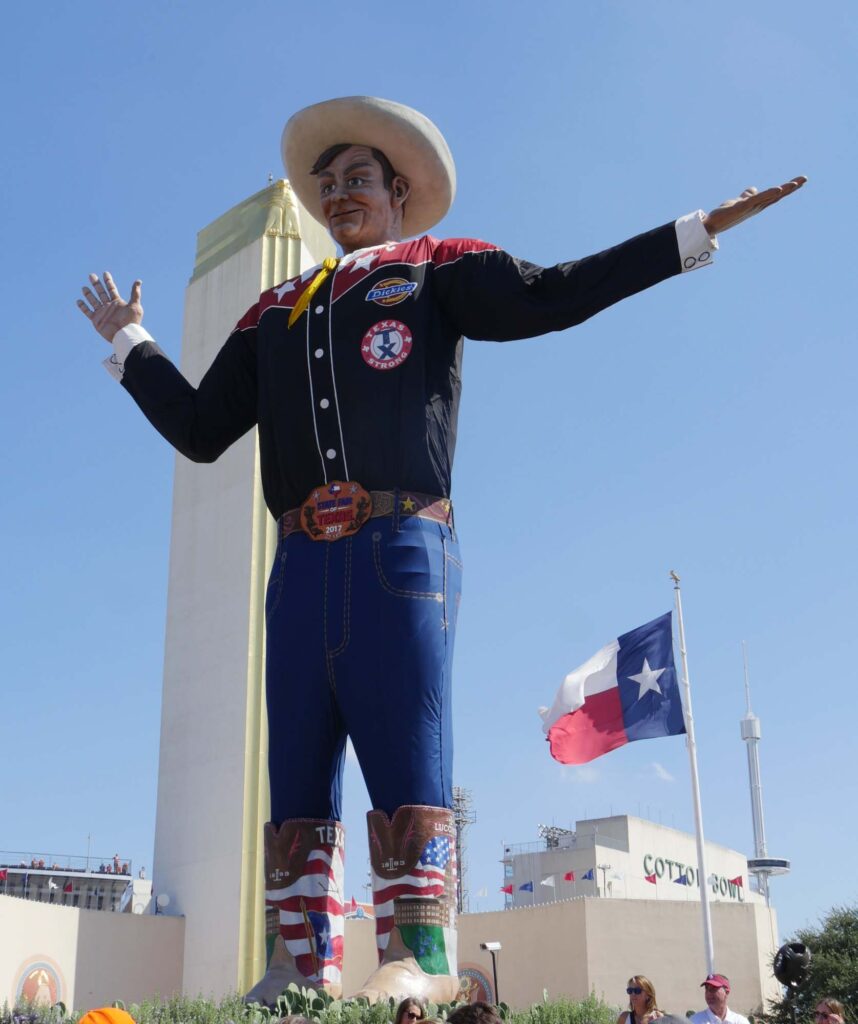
[1,990,618,1024]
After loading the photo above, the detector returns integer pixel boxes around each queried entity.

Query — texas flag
[540,612,686,764]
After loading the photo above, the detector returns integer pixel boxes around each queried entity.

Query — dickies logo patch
[365,278,418,307]
[362,320,413,371]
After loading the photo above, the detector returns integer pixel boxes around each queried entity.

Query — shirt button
[326,448,337,460]
[315,305,325,314]
[314,348,324,358]
[319,398,330,409]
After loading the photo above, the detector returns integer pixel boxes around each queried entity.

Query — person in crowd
[77,1008,138,1024]
[813,1000,845,1024]
[691,973,749,1024]
[618,976,663,1024]
[447,1004,501,1024]
[394,998,426,1024]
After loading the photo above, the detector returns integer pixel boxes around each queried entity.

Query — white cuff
[675,210,718,273]
[102,323,154,381]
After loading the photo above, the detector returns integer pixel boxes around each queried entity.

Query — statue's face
[317,144,407,253]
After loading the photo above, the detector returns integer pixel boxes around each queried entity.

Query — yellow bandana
[288,257,340,328]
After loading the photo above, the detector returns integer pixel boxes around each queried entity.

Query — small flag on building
[645,873,657,884]
[674,874,689,886]
[500,884,513,894]
[63,881,73,894]
[539,612,685,764]
[540,875,555,887]
[563,870,575,882]
[729,875,743,887]
[519,881,534,892]
[581,869,594,881]
[0,869,7,882]
[48,878,58,890]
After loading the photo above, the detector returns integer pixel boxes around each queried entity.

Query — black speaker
[774,942,812,989]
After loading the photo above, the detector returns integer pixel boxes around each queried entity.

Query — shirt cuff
[675,210,718,273]
[102,323,154,381]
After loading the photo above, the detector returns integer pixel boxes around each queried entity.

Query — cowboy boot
[354,805,465,1003]
[244,819,345,1005]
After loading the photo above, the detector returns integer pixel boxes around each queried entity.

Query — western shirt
[108,214,715,518]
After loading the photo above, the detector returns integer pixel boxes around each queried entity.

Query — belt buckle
[301,481,373,542]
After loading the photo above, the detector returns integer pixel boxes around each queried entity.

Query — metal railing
[502,832,627,857]
[0,850,133,876]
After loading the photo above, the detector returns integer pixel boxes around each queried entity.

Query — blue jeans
[265,514,462,822]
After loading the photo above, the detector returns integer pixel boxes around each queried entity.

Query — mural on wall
[14,957,65,1007]
[457,964,494,1003]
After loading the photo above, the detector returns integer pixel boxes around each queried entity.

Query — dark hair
[447,1004,501,1024]
[394,998,426,1024]
[310,143,398,190]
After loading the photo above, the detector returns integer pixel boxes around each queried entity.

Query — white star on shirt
[628,658,666,700]
[350,251,378,272]
[274,279,295,301]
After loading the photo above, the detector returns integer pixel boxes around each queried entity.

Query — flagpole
[670,570,715,975]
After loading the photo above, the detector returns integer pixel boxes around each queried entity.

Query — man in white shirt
[691,973,750,1024]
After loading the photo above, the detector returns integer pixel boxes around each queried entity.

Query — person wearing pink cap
[691,973,749,1024]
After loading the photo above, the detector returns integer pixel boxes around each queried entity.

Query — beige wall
[0,895,184,1011]
[2,894,779,1013]
[341,898,778,1011]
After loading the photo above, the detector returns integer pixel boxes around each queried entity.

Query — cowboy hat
[282,96,456,238]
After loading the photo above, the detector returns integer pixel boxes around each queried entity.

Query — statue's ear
[391,176,411,208]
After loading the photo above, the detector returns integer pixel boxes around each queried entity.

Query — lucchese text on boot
[355,805,465,1003]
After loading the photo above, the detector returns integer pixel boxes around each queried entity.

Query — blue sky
[1,0,855,968]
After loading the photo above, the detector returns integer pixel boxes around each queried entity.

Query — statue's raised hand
[77,272,143,343]
[703,176,807,236]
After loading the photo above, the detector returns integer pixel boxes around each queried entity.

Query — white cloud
[651,761,675,783]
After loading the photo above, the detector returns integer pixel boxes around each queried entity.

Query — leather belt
[279,488,452,541]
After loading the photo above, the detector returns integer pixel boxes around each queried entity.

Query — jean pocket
[371,528,446,603]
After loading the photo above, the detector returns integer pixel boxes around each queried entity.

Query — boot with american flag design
[355,805,465,1003]
[244,819,345,1005]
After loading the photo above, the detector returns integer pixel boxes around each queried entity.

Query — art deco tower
[151,180,333,996]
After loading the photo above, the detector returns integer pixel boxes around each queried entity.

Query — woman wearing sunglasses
[813,1000,845,1024]
[394,998,427,1024]
[617,976,663,1024]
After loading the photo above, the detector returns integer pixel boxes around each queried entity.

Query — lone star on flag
[628,658,666,699]
[274,279,295,301]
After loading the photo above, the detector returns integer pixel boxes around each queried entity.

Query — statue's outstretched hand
[703,176,806,236]
[77,271,143,343]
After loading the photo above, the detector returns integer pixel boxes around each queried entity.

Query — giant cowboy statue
[76,97,805,1004]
